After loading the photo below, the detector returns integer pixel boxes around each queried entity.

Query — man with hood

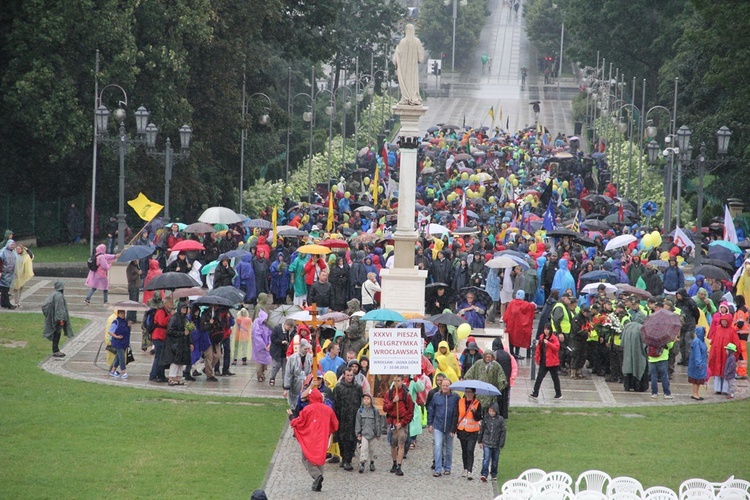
[491,338,515,419]
[662,256,684,294]
[284,338,313,408]
[383,376,414,477]
[288,253,310,306]
[329,254,350,312]
[252,249,271,296]
[636,263,664,298]
[537,289,559,337]
[707,308,740,394]
[430,250,453,285]
[349,252,367,301]
[42,281,74,357]
[427,377,459,477]
[675,288,700,365]
[332,367,363,471]
[234,253,257,304]
[541,251,559,300]
[551,257,576,297]
[289,388,339,492]
[569,306,593,380]
[627,254,646,286]
[621,313,648,391]
[341,314,367,357]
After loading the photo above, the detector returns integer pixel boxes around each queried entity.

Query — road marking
[21,279,50,301]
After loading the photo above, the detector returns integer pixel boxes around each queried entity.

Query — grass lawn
[500,401,747,491]
[0,314,286,498]
[31,243,91,263]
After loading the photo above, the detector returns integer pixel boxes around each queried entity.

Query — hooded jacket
[233,253,257,301]
[290,389,339,466]
[477,402,506,448]
[551,258,576,297]
[688,327,708,380]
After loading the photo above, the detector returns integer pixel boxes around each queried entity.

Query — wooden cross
[295,303,331,378]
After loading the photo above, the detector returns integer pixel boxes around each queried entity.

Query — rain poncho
[290,389,339,466]
[688,327,708,381]
[0,240,18,288]
[551,257,576,297]
[42,281,73,340]
[233,253,257,302]
[251,309,272,365]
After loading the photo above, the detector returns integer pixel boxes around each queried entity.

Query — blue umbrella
[361,309,407,323]
[218,249,250,261]
[709,240,742,255]
[396,320,438,337]
[117,245,155,263]
[201,260,219,275]
[450,379,501,396]
[466,210,479,219]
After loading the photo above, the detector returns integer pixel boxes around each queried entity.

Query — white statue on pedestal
[392,24,425,106]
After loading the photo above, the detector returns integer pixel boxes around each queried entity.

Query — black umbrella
[546,228,579,238]
[603,213,635,224]
[277,228,308,238]
[193,295,234,307]
[116,245,155,263]
[692,265,731,282]
[458,286,492,309]
[427,312,466,327]
[208,286,247,304]
[427,126,440,133]
[217,249,250,262]
[574,235,597,247]
[707,246,736,267]
[698,258,734,272]
[495,250,527,260]
[581,219,611,231]
[426,282,450,289]
[578,270,620,286]
[144,272,200,291]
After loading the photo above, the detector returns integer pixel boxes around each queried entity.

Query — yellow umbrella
[402,311,425,320]
[296,244,332,255]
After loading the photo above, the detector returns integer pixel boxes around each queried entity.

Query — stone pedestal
[379,103,428,316]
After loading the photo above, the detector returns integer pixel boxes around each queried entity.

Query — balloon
[488,196,496,203]
[546,178,552,184]
[466,189,474,197]
[363,177,370,185]
[525,195,533,203]
[378,186,384,193]
[284,186,292,195]
[344,191,350,198]
[457,323,472,340]
[461,172,469,180]
[509,174,516,181]
[557,187,564,195]
[642,234,653,248]
[479,186,486,195]
[447,193,456,202]
[499,177,506,185]
[512,179,519,186]
[659,251,670,261]
[331,184,338,192]
[469,174,477,182]
[651,231,662,247]
[562,181,569,189]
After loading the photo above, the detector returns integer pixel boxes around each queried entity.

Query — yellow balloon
[447,193,456,202]
[509,202,516,208]
[469,174,477,182]
[651,231,662,247]
[378,186,384,193]
[363,177,370,185]
[344,191,350,198]
[545,178,552,184]
[457,323,472,340]
[488,196,496,203]
[512,179,519,186]
[562,181,569,189]
[509,174,516,181]
[331,184,338,192]
[461,172,469,181]
[525,195,533,203]
[479,186,486,195]
[659,251,670,261]
[466,189,474,198]
[557,187,564,194]
[499,177,506,185]
[284,186,292,194]
[642,234,653,248]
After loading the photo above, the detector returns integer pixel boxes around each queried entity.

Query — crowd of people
[33,120,748,491]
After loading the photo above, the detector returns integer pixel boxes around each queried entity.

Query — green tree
[418,0,488,71]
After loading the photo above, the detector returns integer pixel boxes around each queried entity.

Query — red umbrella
[641,309,681,347]
[320,238,349,249]
[171,240,205,252]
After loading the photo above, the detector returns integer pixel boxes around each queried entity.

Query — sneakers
[84,299,91,305]
[342,462,353,471]
[727,394,735,399]
[467,471,473,480]
[311,475,323,492]
[491,475,497,481]
[529,393,538,399]
[110,371,121,378]
[206,376,218,382]
[554,394,563,400]
[358,462,365,473]
[664,395,674,400]
[651,394,658,399]
[120,373,129,380]
[52,352,66,358]
[461,470,467,478]
[480,476,487,483]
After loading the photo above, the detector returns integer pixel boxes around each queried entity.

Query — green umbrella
[213,223,229,231]
[201,260,219,275]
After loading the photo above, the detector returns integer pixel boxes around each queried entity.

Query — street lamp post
[239,73,273,214]
[335,85,353,171]
[95,96,149,252]
[445,0,467,72]
[145,123,193,221]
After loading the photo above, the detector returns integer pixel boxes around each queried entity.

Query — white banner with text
[369,328,423,375]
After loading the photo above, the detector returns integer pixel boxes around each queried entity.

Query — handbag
[105,345,117,354]
[126,347,135,364]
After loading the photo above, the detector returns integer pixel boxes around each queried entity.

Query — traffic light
[432,61,440,76]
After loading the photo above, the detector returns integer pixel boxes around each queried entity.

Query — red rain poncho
[290,389,338,466]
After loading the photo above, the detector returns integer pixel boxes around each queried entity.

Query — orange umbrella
[296,244,332,255]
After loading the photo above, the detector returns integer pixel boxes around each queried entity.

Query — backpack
[87,253,99,272]
[142,308,157,336]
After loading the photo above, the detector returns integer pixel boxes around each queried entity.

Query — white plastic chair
[502,478,537,499]
[680,479,715,499]
[680,489,715,500]
[520,468,548,487]
[575,470,611,494]
[719,479,750,495]
[542,471,574,488]
[610,494,643,500]
[607,477,645,497]
[532,491,574,500]
[644,486,678,500]
[574,491,607,500]
[716,488,750,500]
[538,482,575,498]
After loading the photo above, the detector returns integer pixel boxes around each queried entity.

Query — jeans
[481,446,500,478]
[433,429,454,474]
[86,288,109,303]
[317,306,329,315]
[114,348,127,371]
[650,360,671,395]
[106,236,116,254]
[149,340,165,380]
[270,357,286,381]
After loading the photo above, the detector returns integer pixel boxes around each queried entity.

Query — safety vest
[552,302,573,334]
[457,398,481,433]
[612,315,629,346]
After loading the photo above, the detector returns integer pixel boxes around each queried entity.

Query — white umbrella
[198,206,245,224]
[427,223,450,235]
[355,206,375,212]
[605,234,637,252]
[581,282,618,295]
[485,256,519,269]
[288,310,313,321]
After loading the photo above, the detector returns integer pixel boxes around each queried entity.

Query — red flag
[618,204,624,223]
[459,192,467,227]
[381,142,389,181]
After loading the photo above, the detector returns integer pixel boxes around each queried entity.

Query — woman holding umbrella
[161,301,193,386]
[456,388,483,480]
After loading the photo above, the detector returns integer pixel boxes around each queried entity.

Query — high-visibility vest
[552,302,573,334]
[457,398,481,433]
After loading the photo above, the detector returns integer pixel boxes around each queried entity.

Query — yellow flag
[537,121,542,135]
[326,192,334,232]
[499,106,503,121]
[488,106,494,120]
[271,205,278,247]
[127,193,163,221]
[373,163,379,206]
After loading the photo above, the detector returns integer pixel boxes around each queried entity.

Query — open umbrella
[582,219,611,232]
[277,228,308,238]
[707,246,736,266]
[647,260,669,270]
[397,320,438,337]
[172,287,205,300]
[320,239,349,249]
[698,258,734,272]
[486,256,519,269]
[709,240,742,254]
[546,228,579,238]
[604,213,635,225]
[450,380,501,396]
[421,167,436,175]
[361,309,407,323]
[217,249,250,262]
[454,153,471,161]
[267,304,302,327]
[692,265,731,282]
[427,312,465,327]
[246,219,272,229]
[201,260,219,275]
[641,309,682,347]
[427,223,450,235]
[578,270,620,286]
[354,206,375,213]
[208,286,246,304]
[605,234,637,252]
[193,295,233,308]
[458,286,492,309]
[184,222,216,234]
[581,282,618,295]
[615,283,652,299]
[116,245,155,263]
[198,206,245,224]
[319,311,350,323]
[296,244,332,255]
[109,300,151,312]
[171,240,205,252]
[144,272,200,291]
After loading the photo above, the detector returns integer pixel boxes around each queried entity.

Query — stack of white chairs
[679,479,716,500]
[643,486,678,500]
[607,477,645,498]
[716,477,750,500]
